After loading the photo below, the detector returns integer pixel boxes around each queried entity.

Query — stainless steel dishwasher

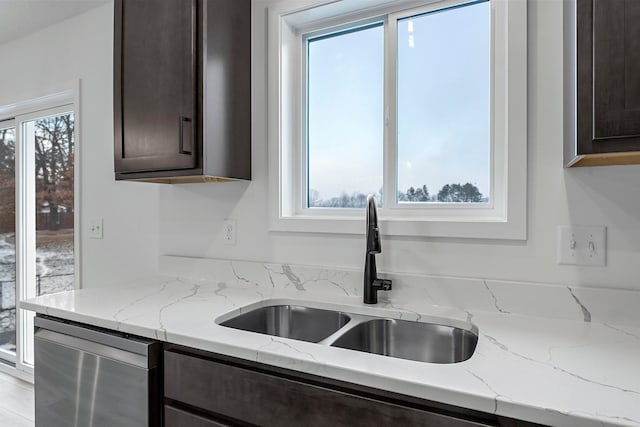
[34,316,161,427]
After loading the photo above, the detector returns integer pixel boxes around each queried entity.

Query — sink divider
[317,313,375,346]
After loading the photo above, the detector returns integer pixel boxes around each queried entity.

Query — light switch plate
[89,218,103,239]
[557,225,606,266]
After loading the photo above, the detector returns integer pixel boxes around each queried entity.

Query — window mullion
[383,15,399,210]
[299,36,309,212]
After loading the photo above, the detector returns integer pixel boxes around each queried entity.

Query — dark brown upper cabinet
[114,0,251,183]
[566,0,640,167]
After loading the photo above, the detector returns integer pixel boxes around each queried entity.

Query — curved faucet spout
[366,195,381,254]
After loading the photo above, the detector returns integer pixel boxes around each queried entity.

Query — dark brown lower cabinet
[163,346,544,427]
[165,405,232,427]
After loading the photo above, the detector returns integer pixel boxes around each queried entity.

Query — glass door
[17,107,76,370]
[0,103,76,375]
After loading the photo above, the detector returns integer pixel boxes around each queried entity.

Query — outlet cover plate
[223,219,236,246]
[89,218,103,239]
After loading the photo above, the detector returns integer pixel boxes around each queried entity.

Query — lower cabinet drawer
[164,350,493,427]
[165,405,230,427]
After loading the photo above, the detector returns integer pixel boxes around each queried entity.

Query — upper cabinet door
[577,0,640,154]
[114,0,198,175]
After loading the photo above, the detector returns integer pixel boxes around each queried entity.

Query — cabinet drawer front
[165,405,230,427]
[164,350,492,427]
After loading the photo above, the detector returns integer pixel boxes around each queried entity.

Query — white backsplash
[159,255,640,328]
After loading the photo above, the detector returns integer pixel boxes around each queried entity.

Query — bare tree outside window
[33,113,75,297]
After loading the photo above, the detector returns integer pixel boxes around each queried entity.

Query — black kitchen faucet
[363,194,392,304]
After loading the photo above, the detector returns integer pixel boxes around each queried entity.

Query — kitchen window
[0,90,78,379]
[268,0,527,239]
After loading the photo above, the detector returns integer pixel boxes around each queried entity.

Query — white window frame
[268,0,527,239]
[0,86,80,381]
[0,118,17,367]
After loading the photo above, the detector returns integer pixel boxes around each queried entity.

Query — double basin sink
[218,304,477,364]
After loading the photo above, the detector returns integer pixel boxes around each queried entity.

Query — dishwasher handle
[35,329,151,369]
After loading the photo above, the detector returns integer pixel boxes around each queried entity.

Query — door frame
[0,84,80,382]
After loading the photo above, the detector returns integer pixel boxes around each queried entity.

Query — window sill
[269,213,526,240]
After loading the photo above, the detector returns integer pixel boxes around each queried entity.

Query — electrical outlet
[557,225,606,266]
[223,219,236,245]
[89,218,103,239]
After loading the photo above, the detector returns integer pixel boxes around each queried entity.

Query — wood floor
[0,371,34,427]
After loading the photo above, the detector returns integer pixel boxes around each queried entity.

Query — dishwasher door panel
[35,335,150,427]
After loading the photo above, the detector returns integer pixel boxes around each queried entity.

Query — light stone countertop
[21,258,640,427]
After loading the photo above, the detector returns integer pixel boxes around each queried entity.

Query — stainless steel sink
[219,303,478,364]
[219,305,351,343]
[330,318,477,363]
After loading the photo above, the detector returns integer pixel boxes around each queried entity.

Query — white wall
[3,1,639,292]
[0,3,160,288]
[158,0,640,291]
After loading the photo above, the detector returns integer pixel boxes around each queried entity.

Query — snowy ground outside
[0,231,74,354]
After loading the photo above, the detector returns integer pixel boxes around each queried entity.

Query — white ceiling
[0,0,110,46]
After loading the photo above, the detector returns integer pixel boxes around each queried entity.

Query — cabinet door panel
[114,0,197,174]
[593,0,640,138]
[577,0,640,154]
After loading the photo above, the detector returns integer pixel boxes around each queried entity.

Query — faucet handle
[372,278,392,291]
